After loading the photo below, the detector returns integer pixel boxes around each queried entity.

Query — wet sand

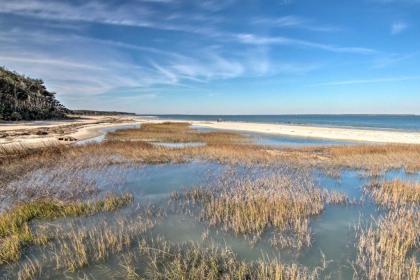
[2,116,420,148]
[191,121,420,144]
[0,115,143,149]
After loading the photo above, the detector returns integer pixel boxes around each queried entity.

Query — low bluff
[0,67,70,121]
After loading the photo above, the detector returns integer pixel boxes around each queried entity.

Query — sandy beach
[190,120,420,144]
[0,115,143,149]
[2,117,420,148]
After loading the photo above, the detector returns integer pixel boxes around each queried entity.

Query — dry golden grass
[134,237,322,280]
[0,193,133,264]
[4,122,420,279]
[6,206,162,279]
[13,239,323,280]
[50,215,156,272]
[9,208,321,279]
[355,208,419,280]
[3,123,420,189]
[173,173,347,249]
[16,257,40,280]
[107,122,246,145]
[319,144,420,174]
[366,180,420,207]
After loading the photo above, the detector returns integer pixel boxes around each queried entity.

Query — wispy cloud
[0,55,105,71]
[311,76,420,86]
[0,0,221,36]
[391,21,409,34]
[372,52,418,68]
[198,0,237,12]
[253,16,341,32]
[236,34,376,54]
[1,0,413,114]
[0,27,312,98]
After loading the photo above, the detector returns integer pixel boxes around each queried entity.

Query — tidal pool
[1,162,417,279]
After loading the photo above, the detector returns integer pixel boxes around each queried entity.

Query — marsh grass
[17,257,40,280]
[107,122,247,145]
[9,207,161,278]
[365,180,420,208]
[173,173,347,249]
[322,144,420,174]
[354,208,419,280]
[130,237,323,280]
[2,122,420,279]
[50,215,154,272]
[0,193,133,264]
[3,124,420,190]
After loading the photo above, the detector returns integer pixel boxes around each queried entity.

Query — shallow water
[315,169,368,200]
[152,142,206,148]
[2,162,418,279]
[250,132,357,147]
[194,125,359,147]
[158,114,420,132]
[79,122,359,148]
[147,166,383,279]
[76,123,140,145]
[96,162,225,202]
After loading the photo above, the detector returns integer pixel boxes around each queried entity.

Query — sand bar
[0,115,143,149]
[190,121,420,144]
[2,117,420,148]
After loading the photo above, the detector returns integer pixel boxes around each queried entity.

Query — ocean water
[152,114,420,132]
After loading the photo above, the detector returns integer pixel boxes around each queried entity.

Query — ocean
[151,115,420,132]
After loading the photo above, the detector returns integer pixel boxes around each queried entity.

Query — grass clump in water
[174,173,347,249]
[121,237,323,280]
[107,122,246,145]
[0,193,133,264]
[355,208,419,280]
[366,179,420,208]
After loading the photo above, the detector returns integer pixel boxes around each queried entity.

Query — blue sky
[0,0,419,114]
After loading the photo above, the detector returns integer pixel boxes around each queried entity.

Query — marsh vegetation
[0,122,419,279]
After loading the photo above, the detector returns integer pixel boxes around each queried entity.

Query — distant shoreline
[153,114,420,132]
[2,116,420,148]
[189,120,420,144]
[0,115,142,149]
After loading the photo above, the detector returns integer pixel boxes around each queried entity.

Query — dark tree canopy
[0,67,70,121]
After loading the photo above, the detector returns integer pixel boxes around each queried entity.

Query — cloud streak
[236,34,376,54]
[311,76,420,86]
[0,25,323,96]
[253,16,341,32]
[391,21,409,34]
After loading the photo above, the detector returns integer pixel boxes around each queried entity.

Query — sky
[0,0,419,114]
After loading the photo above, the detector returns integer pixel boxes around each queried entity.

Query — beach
[2,117,420,148]
[0,115,142,149]
[190,120,420,144]
[2,120,420,280]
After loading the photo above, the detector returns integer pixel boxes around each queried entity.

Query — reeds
[135,237,321,280]
[6,207,160,278]
[321,144,420,174]
[107,122,247,145]
[3,124,420,189]
[1,122,420,279]
[0,193,133,264]
[354,208,419,280]
[174,172,347,249]
[50,214,155,272]
[365,180,420,208]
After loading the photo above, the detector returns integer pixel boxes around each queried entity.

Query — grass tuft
[0,193,133,264]
[355,208,419,280]
[174,173,347,248]
[365,179,420,207]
